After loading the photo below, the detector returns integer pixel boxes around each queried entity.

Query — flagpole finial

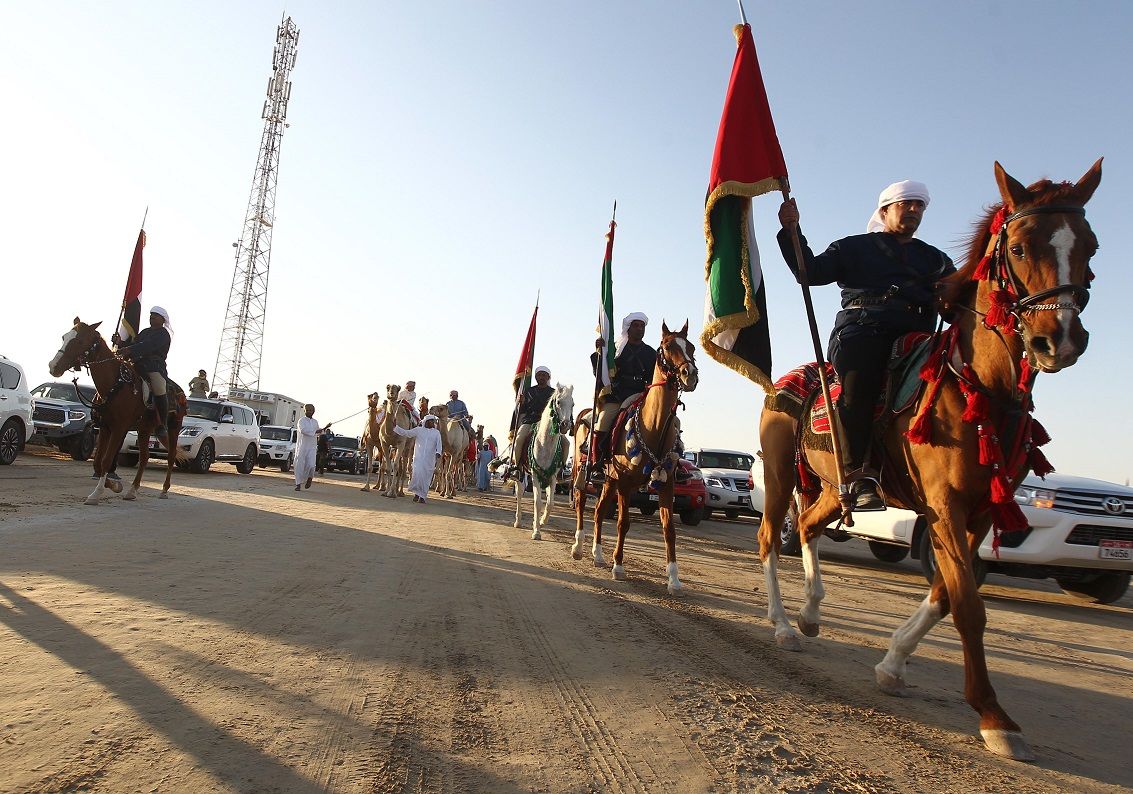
[141,206,150,230]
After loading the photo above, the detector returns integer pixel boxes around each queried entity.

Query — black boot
[847,467,886,511]
[153,394,169,440]
[588,431,608,481]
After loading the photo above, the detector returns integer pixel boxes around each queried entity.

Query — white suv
[0,355,35,465]
[120,397,261,474]
[682,448,758,519]
[767,468,1133,605]
[257,424,297,472]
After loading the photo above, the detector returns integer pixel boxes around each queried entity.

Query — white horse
[515,384,573,540]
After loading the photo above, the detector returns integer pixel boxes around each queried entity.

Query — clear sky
[2,2,1129,484]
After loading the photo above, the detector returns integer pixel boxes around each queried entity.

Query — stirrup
[847,469,886,512]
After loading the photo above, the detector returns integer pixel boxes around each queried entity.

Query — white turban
[149,305,173,334]
[534,365,551,377]
[615,312,649,358]
[866,180,930,233]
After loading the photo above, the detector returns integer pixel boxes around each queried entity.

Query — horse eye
[1009,244,1024,258]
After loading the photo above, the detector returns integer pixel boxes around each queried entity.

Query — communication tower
[213,15,300,393]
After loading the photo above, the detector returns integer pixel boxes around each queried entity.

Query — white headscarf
[615,312,648,358]
[422,414,438,424]
[149,305,173,334]
[534,365,551,378]
[866,180,930,233]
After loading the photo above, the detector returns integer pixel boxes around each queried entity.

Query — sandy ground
[0,446,1130,793]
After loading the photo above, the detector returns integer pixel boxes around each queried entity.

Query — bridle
[655,336,695,391]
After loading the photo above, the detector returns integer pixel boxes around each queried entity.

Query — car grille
[34,406,66,423]
[1064,525,1133,546]
[1053,489,1133,517]
[733,478,750,492]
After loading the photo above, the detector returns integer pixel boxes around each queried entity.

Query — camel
[376,383,412,497]
[360,391,384,492]
[432,404,470,499]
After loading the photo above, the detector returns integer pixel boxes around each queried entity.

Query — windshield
[261,427,292,441]
[329,436,359,450]
[32,383,96,402]
[698,452,754,471]
[186,399,224,422]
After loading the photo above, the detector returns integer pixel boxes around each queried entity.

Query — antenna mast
[214,15,300,394]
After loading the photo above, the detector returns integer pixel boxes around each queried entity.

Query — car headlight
[705,477,725,488]
[688,470,704,480]
[180,426,204,437]
[68,409,86,420]
[1015,486,1055,509]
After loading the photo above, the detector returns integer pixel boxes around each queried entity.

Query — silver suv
[30,381,98,461]
[0,355,35,465]
[682,448,758,519]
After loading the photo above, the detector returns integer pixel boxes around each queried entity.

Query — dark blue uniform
[592,342,657,405]
[777,228,954,470]
[120,327,171,377]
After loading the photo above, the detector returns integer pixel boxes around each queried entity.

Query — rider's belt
[846,296,928,315]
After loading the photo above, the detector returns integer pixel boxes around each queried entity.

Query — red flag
[118,230,145,342]
[512,305,538,395]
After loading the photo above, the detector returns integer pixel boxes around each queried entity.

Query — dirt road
[1,448,1130,792]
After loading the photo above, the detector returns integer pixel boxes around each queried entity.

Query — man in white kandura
[394,413,443,503]
[294,403,329,492]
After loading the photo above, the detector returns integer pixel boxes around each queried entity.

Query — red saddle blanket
[771,332,932,435]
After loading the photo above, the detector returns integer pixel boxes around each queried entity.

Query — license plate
[648,494,659,502]
[148,439,157,449]
[738,496,749,505]
[1099,539,1133,560]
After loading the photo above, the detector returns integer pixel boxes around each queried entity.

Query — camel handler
[777,181,955,511]
[294,404,330,491]
[511,365,554,472]
[587,312,656,481]
[116,306,173,440]
[394,414,443,504]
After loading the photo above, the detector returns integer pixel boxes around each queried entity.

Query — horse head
[658,320,699,391]
[551,383,574,431]
[49,317,104,377]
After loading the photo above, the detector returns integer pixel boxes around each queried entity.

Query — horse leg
[875,576,948,696]
[571,476,588,560]
[795,490,840,637]
[591,481,612,569]
[530,479,542,540]
[610,486,630,581]
[160,420,178,498]
[659,487,681,594]
[513,474,523,529]
[124,430,151,501]
[539,482,553,527]
[87,425,128,505]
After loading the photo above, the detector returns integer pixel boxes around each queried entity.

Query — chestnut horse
[756,160,1102,761]
[571,321,699,593]
[49,318,185,505]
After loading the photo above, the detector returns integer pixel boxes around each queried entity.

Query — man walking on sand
[294,404,330,492]
[394,414,443,503]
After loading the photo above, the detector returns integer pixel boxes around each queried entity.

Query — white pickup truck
[753,459,1132,605]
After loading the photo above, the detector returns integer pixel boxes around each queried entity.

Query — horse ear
[994,161,1029,211]
[1073,157,1103,205]
[90,321,102,330]
[661,320,670,336]
[679,319,689,336]
[73,317,81,327]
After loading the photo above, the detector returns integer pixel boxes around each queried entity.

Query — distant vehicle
[30,381,98,461]
[325,435,366,475]
[682,448,758,520]
[225,388,304,428]
[257,424,297,472]
[627,458,708,526]
[762,463,1133,605]
[120,397,260,474]
[0,354,35,465]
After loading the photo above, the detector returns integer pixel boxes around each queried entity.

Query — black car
[325,435,367,474]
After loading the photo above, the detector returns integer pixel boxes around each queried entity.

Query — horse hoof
[570,545,582,560]
[612,564,626,581]
[106,480,123,494]
[667,581,682,595]
[83,498,99,506]
[775,632,803,652]
[362,486,370,492]
[797,618,820,638]
[122,492,137,501]
[874,666,907,696]
[159,491,169,500]
[980,729,1036,762]
[531,529,541,541]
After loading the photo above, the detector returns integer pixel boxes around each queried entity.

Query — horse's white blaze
[50,329,78,374]
[799,537,825,628]
[875,594,944,686]
[1049,223,1078,356]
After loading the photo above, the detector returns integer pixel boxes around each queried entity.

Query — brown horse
[756,160,1102,761]
[571,321,699,594]
[49,318,185,505]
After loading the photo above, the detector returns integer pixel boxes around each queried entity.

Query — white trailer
[226,389,304,428]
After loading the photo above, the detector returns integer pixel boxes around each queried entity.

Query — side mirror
[220,414,234,424]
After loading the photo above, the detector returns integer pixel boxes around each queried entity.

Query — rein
[529,396,567,488]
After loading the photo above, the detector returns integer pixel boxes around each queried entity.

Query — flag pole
[581,200,617,490]
[114,207,148,349]
[508,292,539,453]
[778,178,852,521]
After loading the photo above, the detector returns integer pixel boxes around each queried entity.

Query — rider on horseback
[116,306,173,440]
[777,182,955,510]
[588,312,656,480]
[511,365,554,471]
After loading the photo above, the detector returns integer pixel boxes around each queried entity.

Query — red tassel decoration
[973,255,991,281]
[1017,357,1033,393]
[990,501,1029,533]
[906,410,933,445]
[989,207,1008,235]
[962,389,988,422]
[1030,447,1054,477]
[1030,418,1050,447]
[978,426,997,466]
[983,289,1014,331]
[991,472,1014,503]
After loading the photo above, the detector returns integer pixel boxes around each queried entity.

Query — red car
[628,458,707,526]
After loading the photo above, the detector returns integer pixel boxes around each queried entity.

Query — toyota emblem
[1102,497,1125,515]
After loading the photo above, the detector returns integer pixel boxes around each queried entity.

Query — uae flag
[118,229,146,343]
[512,304,538,395]
[595,219,617,399]
[700,23,788,393]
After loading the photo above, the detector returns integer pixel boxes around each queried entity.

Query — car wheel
[280,453,293,473]
[190,439,214,474]
[868,540,909,564]
[70,426,96,461]
[0,419,22,465]
[780,501,802,556]
[919,529,987,587]
[1055,572,1130,605]
[118,452,139,468]
[724,509,741,521]
[679,507,704,526]
[235,444,256,474]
